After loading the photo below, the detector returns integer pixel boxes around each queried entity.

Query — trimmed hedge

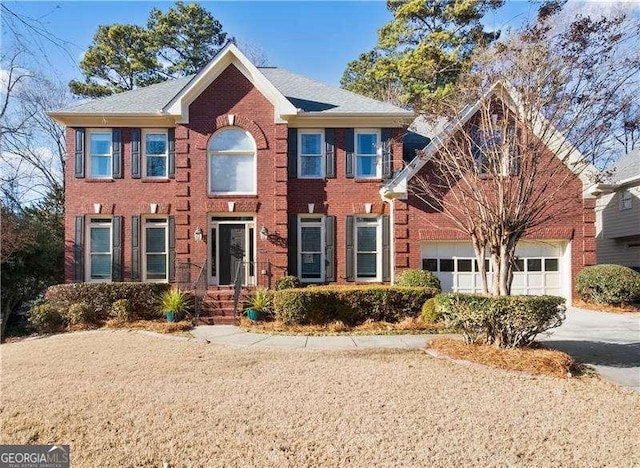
[29,302,65,333]
[64,302,96,325]
[576,264,640,305]
[396,269,442,291]
[435,293,566,348]
[110,299,134,323]
[274,285,439,325]
[421,297,441,323]
[275,275,301,291]
[46,283,170,320]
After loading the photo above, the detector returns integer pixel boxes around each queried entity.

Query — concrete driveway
[540,307,640,392]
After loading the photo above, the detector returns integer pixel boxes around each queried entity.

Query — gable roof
[381,82,601,199]
[50,43,413,124]
[611,149,640,185]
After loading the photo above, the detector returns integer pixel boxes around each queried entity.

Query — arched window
[208,127,256,194]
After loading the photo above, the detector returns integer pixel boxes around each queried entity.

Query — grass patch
[573,298,640,315]
[105,319,193,334]
[428,337,577,379]
[239,316,444,336]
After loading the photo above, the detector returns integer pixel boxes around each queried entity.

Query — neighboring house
[595,149,640,271]
[49,44,597,322]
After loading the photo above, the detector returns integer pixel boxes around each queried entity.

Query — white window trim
[207,214,256,286]
[142,129,169,180]
[620,189,632,211]
[355,129,382,179]
[207,127,257,196]
[298,215,325,283]
[354,215,382,282]
[85,217,112,283]
[142,216,169,283]
[87,129,113,179]
[298,130,325,179]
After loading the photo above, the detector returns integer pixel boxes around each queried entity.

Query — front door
[218,224,246,285]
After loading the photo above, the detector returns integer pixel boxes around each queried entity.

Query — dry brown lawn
[1,330,639,467]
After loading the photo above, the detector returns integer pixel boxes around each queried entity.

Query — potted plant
[245,287,272,322]
[159,288,191,322]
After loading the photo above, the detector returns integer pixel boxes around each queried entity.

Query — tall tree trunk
[472,234,489,294]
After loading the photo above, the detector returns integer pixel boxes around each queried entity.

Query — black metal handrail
[232,261,272,318]
[176,260,207,324]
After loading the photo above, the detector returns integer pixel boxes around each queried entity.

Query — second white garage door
[420,241,569,298]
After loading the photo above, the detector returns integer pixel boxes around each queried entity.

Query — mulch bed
[573,298,640,315]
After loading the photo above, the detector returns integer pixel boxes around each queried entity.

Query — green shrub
[29,302,65,334]
[46,283,170,320]
[64,302,96,325]
[420,297,441,323]
[435,293,566,348]
[275,275,301,290]
[396,269,442,291]
[576,264,640,305]
[110,299,134,323]
[158,288,192,321]
[274,285,438,325]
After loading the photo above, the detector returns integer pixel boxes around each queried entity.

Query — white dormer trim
[380,82,601,200]
[163,43,298,124]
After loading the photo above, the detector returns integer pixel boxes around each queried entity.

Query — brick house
[50,44,597,322]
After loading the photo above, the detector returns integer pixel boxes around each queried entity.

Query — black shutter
[381,128,392,180]
[74,215,84,281]
[112,216,123,281]
[131,128,141,179]
[287,128,297,178]
[131,215,140,281]
[325,215,336,282]
[287,213,298,276]
[345,128,354,178]
[168,128,176,179]
[74,128,85,178]
[325,129,336,178]
[112,129,122,178]
[168,216,176,281]
[345,215,354,281]
[382,215,391,282]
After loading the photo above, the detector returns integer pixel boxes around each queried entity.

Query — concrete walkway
[539,307,640,392]
[191,325,439,350]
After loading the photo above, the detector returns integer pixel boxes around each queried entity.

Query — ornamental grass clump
[158,289,193,321]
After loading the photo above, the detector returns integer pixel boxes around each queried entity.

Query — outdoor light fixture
[194,226,203,242]
[260,225,268,240]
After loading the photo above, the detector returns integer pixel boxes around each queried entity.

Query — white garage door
[420,241,568,297]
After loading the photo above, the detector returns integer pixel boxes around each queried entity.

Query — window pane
[515,259,525,272]
[301,253,321,278]
[440,259,454,272]
[357,253,377,277]
[357,133,377,155]
[545,258,559,272]
[209,128,253,151]
[357,156,377,177]
[146,134,167,155]
[422,259,437,271]
[90,133,111,155]
[146,155,166,177]
[301,226,321,252]
[210,155,255,193]
[527,259,542,272]
[91,254,111,279]
[146,253,167,279]
[90,227,110,253]
[91,155,111,177]
[301,134,321,155]
[357,226,377,251]
[146,227,166,253]
[300,155,322,177]
[457,259,472,272]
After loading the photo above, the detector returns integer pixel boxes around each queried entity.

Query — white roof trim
[381,82,601,199]
[163,43,298,123]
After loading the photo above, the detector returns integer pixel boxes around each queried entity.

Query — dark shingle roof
[55,67,412,116]
[612,149,640,183]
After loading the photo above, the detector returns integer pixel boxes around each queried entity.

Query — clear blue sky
[4,1,540,86]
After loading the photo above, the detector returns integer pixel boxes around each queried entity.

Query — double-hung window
[355,130,381,178]
[355,216,381,280]
[472,125,519,175]
[144,130,168,178]
[89,131,112,178]
[298,216,324,282]
[620,189,632,210]
[87,218,112,282]
[298,131,324,178]
[143,217,168,282]
[208,127,256,195]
